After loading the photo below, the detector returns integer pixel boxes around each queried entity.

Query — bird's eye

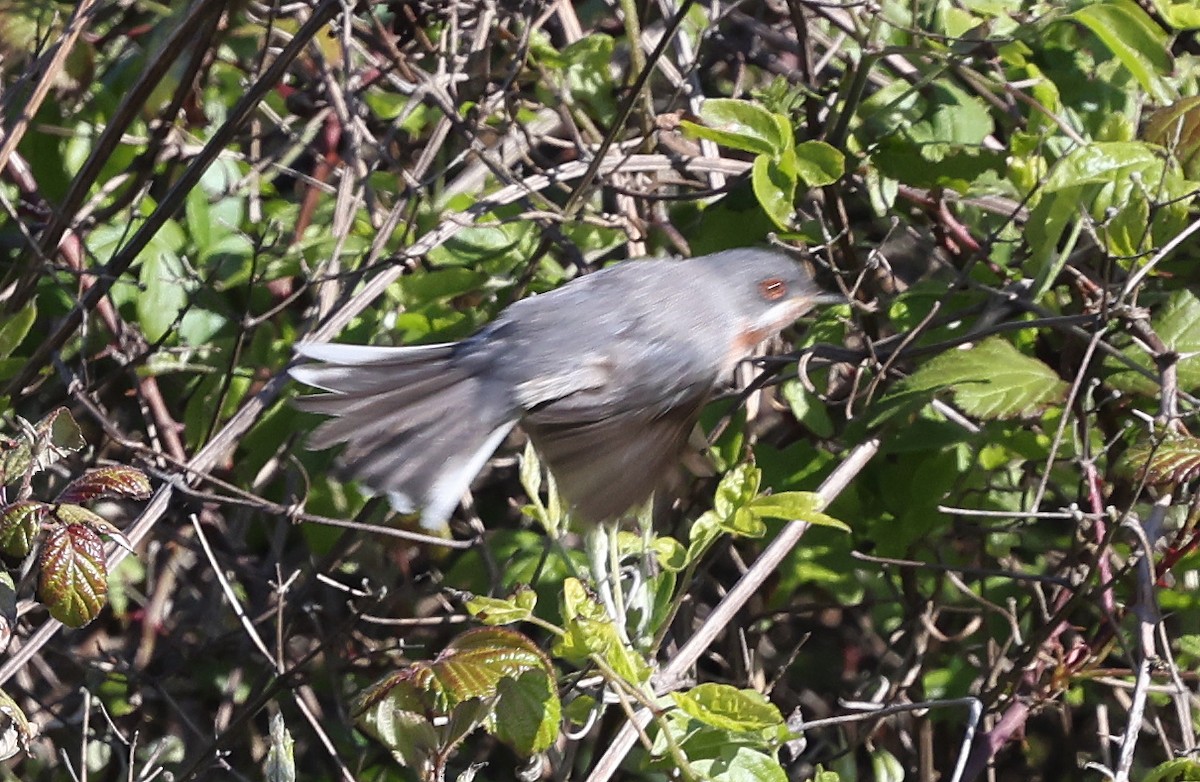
[758,278,787,301]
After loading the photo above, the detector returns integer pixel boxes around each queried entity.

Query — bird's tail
[289,342,516,529]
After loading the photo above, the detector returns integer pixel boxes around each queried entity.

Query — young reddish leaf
[354,627,560,760]
[53,505,133,552]
[0,501,49,558]
[1121,437,1200,486]
[37,523,108,628]
[57,466,152,504]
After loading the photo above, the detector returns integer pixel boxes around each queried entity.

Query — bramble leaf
[38,523,108,628]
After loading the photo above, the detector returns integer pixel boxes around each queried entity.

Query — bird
[290,247,826,529]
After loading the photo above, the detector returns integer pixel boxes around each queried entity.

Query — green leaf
[896,337,1067,419]
[138,251,189,342]
[671,683,783,733]
[50,504,132,551]
[0,301,35,360]
[0,501,48,558]
[1143,757,1200,782]
[465,586,537,625]
[781,379,834,438]
[714,464,761,519]
[690,746,789,782]
[555,578,651,684]
[752,154,797,230]
[792,140,845,186]
[1070,0,1174,104]
[1107,290,1200,394]
[38,522,108,628]
[0,407,86,484]
[749,492,851,532]
[264,712,296,782]
[426,220,536,267]
[682,98,789,156]
[492,669,560,754]
[354,677,440,771]
[1150,0,1200,29]
[419,627,554,708]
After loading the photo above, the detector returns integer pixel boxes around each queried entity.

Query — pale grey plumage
[291,248,823,528]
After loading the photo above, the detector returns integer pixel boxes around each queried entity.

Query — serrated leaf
[682,98,788,156]
[556,579,651,684]
[57,466,152,504]
[1120,436,1200,486]
[492,669,560,754]
[356,627,559,761]
[1145,97,1200,178]
[1070,0,1174,104]
[0,501,48,557]
[898,338,1067,419]
[671,683,784,733]
[690,746,789,782]
[52,504,130,550]
[421,628,551,706]
[354,674,440,771]
[1108,290,1200,395]
[38,523,108,628]
[138,251,188,343]
[0,407,85,484]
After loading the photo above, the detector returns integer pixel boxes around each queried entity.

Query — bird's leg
[628,497,656,646]
[585,522,631,644]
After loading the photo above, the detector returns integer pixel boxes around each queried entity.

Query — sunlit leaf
[896,337,1067,419]
[752,154,797,230]
[138,251,189,343]
[1070,0,1174,103]
[1145,97,1200,178]
[792,140,845,186]
[749,492,850,532]
[465,586,537,625]
[1121,436,1200,486]
[38,523,108,628]
[690,746,789,782]
[1107,290,1200,395]
[0,501,48,558]
[56,466,153,504]
[683,98,789,156]
[671,683,784,732]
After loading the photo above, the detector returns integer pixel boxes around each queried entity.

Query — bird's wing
[522,392,708,524]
